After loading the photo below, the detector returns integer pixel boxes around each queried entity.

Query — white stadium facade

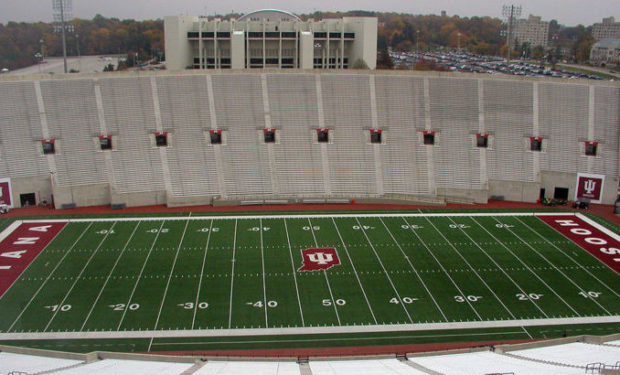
[164,10,378,70]
[0,69,618,209]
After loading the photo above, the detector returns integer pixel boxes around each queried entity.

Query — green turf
[0,212,618,352]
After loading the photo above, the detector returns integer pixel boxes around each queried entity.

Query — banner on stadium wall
[575,173,604,203]
[0,178,12,207]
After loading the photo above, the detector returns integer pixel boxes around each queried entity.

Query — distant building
[164,9,377,70]
[590,38,620,65]
[441,10,447,17]
[592,17,620,41]
[513,15,549,48]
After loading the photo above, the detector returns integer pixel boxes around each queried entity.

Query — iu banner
[575,173,604,203]
[0,178,12,207]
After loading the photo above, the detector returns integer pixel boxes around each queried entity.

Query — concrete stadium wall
[0,70,617,208]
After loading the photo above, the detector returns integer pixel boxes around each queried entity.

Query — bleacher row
[2,338,620,375]
[0,72,617,204]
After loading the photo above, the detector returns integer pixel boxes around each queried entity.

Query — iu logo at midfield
[298,248,340,272]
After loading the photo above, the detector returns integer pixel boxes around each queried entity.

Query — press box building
[164,9,378,70]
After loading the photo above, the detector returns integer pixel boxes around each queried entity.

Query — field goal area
[0,212,618,341]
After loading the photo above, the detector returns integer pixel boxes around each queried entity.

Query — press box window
[530,137,543,152]
[370,129,382,144]
[210,130,222,144]
[41,139,55,154]
[423,131,435,145]
[317,128,330,143]
[264,128,276,143]
[155,132,168,147]
[99,135,113,150]
[585,141,598,156]
[476,133,488,148]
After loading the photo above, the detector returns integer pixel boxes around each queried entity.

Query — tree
[376,49,394,69]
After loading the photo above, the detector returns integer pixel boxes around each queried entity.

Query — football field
[0,212,619,344]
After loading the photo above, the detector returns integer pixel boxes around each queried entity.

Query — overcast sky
[0,0,618,27]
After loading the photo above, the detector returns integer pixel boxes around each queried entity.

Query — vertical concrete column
[316,75,331,196]
[532,82,541,183]
[369,75,383,196]
[150,77,173,194]
[94,81,116,188]
[587,85,595,173]
[478,79,488,190]
[34,81,58,178]
[423,77,436,195]
[206,75,227,198]
[261,74,279,195]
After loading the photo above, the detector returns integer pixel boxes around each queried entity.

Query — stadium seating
[0,72,618,207]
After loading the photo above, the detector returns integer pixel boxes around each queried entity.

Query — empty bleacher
[0,71,618,207]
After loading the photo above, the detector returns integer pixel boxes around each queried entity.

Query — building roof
[593,38,620,49]
[238,9,301,22]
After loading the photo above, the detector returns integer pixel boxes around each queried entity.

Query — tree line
[0,11,595,71]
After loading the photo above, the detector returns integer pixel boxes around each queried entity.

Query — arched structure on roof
[238,9,301,22]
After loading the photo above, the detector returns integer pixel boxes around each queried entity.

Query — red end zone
[537,214,620,273]
[0,221,66,298]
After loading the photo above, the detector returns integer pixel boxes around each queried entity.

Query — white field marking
[308,218,341,325]
[0,221,68,304]
[44,221,118,332]
[353,217,413,323]
[511,216,613,315]
[504,216,614,316]
[1,315,618,340]
[525,216,620,298]
[18,212,578,224]
[576,212,620,242]
[483,216,586,316]
[153,218,192,330]
[328,217,379,324]
[192,219,214,330]
[425,216,516,320]
[259,218,268,328]
[283,218,305,326]
[152,330,528,346]
[0,221,24,243]
[473,216,583,315]
[452,217,549,318]
[116,220,166,331]
[378,217,448,322]
[147,337,154,352]
[80,221,141,330]
[521,326,533,339]
[227,219,238,329]
[8,223,92,332]
[401,217,483,320]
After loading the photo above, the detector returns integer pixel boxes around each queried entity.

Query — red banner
[0,222,67,298]
[537,215,620,273]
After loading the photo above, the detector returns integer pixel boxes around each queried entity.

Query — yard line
[227,219,238,329]
[153,217,192,330]
[353,217,413,324]
[80,221,141,330]
[522,216,620,299]
[259,218,268,328]
[423,216,516,320]
[401,217,483,320]
[283,218,305,327]
[507,216,613,315]
[44,221,118,332]
[448,216,548,318]
[329,217,378,325]
[8,223,93,332]
[116,221,166,331]
[191,219,214,330]
[308,218,341,325]
[472,216,581,316]
[379,217,448,322]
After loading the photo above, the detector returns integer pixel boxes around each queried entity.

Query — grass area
[556,64,618,80]
[0,212,618,352]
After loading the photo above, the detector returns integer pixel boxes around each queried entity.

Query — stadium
[0,26,620,374]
